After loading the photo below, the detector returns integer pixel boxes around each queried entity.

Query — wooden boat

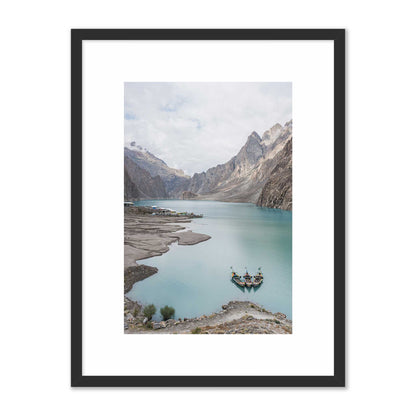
[252,276,263,287]
[232,275,245,287]
[230,267,245,287]
[243,269,253,288]
[252,268,264,287]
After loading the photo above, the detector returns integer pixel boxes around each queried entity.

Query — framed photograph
[72,29,345,387]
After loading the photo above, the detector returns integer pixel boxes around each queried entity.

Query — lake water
[127,200,292,321]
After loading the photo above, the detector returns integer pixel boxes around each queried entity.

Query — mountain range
[124,120,292,210]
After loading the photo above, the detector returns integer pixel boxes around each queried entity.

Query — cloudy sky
[124,82,291,175]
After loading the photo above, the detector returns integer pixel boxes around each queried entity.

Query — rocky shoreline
[124,206,211,305]
[123,206,292,334]
[124,264,158,294]
[124,299,292,334]
[124,206,211,268]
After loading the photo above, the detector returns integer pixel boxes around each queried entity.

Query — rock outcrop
[182,190,198,200]
[124,300,292,334]
[124,265,158,293]
[256,136,292,211]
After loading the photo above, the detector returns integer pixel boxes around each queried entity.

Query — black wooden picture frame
[71,28,345,387]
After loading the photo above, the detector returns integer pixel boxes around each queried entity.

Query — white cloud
[124,82,292,175]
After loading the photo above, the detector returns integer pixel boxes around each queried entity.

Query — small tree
[160,305,175,321]
[143,304,156,321]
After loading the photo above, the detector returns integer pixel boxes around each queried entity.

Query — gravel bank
[124,209,211,268]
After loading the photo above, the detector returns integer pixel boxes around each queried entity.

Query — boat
[252,267,264,287]
[232,275,245,288]
[243,268,253,288]
[230,267,245,287]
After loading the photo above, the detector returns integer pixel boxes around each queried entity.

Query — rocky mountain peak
[124,120,292,210]
[235,131,264,166]
[262,123,283,145]
[248,131,261,142]
[124,146,191,198]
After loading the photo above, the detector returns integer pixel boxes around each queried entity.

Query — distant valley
[124,120,292,210]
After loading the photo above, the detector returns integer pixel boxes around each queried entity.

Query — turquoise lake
[127,200,292,321]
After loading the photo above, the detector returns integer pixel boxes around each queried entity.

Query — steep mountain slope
[124,145,190,197]
[124,156,167,200]
[123,120,292,209]
[188,131,263,196]
[187,121,292,203]
[262,122,283,146]
[256,136,292,211]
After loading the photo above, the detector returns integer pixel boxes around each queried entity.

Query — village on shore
[124,201,203,218]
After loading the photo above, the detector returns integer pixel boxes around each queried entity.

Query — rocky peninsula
[124,206,211,268]
[124,205,211,295]
[123,205,292,335]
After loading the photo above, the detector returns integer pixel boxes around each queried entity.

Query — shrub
[146,322,153,329]
[191,327,202,334]
[133,307,139,318]
[160,305,175,320]
[143,304,156,320]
